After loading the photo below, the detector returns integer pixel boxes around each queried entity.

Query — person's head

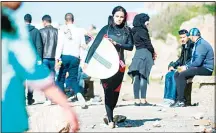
[24,14,32,24]
[2,2,22,34]
[42,15,52,27]
[178,29,189,44]
[2,2,22,10]
[133,13,150,29]
[188,28,201,42]
[109,6,127,26]
[65,13,74,24]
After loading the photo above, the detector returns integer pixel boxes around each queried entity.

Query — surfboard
[81,35,120,79]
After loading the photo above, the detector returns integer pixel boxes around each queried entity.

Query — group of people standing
[2,2,214,132]
[24,13,88,109]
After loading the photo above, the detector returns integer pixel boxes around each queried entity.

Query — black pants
[27,89,33,101]
[101,66,125,122]
[174,67,212,102]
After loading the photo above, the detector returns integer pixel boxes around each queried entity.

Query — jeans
[133,75,148,99]
[77,67,90,94]
[175,67,212,102]
[164,71,176,101]
[56,55,80,94]
[43,58,55,75]
[42,58,55,100]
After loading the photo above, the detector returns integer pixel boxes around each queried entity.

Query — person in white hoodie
[55,13,87,109]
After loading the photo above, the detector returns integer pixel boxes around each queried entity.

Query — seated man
[161,29,194,107]
[172,28,214,107]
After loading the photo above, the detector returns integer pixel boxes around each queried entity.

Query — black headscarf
[133,13,150,29]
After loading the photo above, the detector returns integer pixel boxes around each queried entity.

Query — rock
[153,120,161,127]
[157,108,166,112]
[157,108,162,111]
[91,124,96,129]
[194,120,211,126]
[150,36,179,80]
[193,112,204,120]
[180,14,215,52]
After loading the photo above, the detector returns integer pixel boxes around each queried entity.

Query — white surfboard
[81,36,119,79]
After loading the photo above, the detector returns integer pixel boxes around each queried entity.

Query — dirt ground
[26,80,215,132]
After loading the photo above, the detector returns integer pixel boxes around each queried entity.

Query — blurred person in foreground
[1,2,79,132]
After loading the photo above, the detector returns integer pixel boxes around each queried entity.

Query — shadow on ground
[117,118,162,128]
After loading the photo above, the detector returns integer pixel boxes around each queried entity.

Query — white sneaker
[162,100,175,107]
[77,93,88,109]
[108,122,115,129]
[43,100,52,106]
[67,95,76,102]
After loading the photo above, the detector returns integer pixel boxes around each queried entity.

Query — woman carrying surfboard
[128,13,157,106]
[83,6,134,128]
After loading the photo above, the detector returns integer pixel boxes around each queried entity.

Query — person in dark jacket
[160,29,194,107]
[128,13,156,106]
[83,6,133,128]
[172,28,214,107]
[40,15,58,105]
[24,13,43,105]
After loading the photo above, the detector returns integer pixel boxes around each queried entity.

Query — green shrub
[150,3,215,40]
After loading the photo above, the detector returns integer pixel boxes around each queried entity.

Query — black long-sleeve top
[85,25,134,64]
[132,26,155,55]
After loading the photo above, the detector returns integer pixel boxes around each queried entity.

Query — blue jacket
[186,37,214,71]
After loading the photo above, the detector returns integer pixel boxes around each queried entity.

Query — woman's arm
[85,25,108,64]
[116,29,134,51]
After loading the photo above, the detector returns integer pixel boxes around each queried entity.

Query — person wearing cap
[55,13,88,109]
[24,13,43,105]
[160,29,194,107]
[172,28,214,107]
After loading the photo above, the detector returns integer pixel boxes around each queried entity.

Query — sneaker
[67,95,76,102]
[140,102,155,106]
[134,99,140,106]
[161,100,175,107]
[43,100,52,106]
[108,122,115,129]
[77,93,88,109]
[134,102,140,106]
[171,101,185,107]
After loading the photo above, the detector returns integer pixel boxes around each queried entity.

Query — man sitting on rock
[172,28,214,107]
[161,29,194,107]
